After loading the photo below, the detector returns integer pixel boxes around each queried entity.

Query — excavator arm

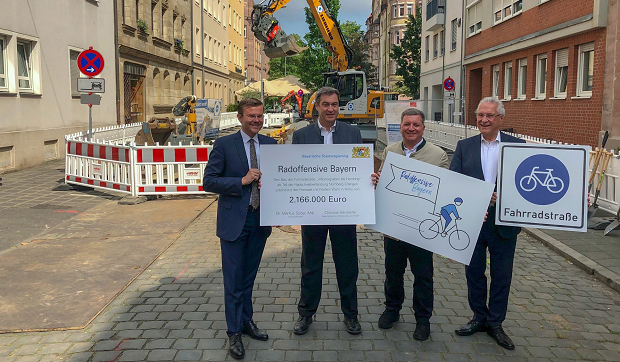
[252,0,352,71]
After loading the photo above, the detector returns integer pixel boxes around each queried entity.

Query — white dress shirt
[481,132,501,183]
[403,138,425,158]
[240,130,260,205]
[319,121,335,144]
[240,130,260,170]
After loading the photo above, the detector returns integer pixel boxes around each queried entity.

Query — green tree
[389,8,422,97]
[267,34,304,80]
[339,21,377,85]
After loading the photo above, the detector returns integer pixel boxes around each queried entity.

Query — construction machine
[280,90,303,118]
[251,0,388,142]
[134,95,204,146]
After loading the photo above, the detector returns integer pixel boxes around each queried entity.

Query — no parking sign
[496,143,590,232]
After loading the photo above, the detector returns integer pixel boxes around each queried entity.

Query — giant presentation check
[260,144,376,226]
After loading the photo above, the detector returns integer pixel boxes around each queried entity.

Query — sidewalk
[524,218,620,293]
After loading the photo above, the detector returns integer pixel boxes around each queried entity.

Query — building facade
[192,0,230,104]
[117,0,193,125]
[420,0,464,123]
[369,0,421,91]
[227,0,245,106]
[463,0,608,147]
[0,0,117,171]
[243,0,269,86]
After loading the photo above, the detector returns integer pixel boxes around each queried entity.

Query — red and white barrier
[64,123,213,197]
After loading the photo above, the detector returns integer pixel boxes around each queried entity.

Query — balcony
[425,0,445,32]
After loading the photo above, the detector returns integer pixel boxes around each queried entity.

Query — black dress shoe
[455,320,488,336]
[293,315,313,335]
[487,325,515,350]
[242,320,269,341]
[344,316,362,335]
[228,334,245,360]
[413,323,430,341]
[378,309,399,329]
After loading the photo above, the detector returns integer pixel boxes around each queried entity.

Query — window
[0,38,6,89]
[433,33,438,58]
[440,30,445,56]
[407,3,413,15]
[70,50,80,97]
[399,4,405,17]
[244,25,246,38]
[554,48,568,98]
[17,41,32,91]
[467,2,482,36]
[450,19,457,51]
[577,42,594,97]
[244,47,246,59]
[493,0,522,24]
[393,5,397,18]
[504,61,512,99]
[517,58,527,99]
[395,31,400,45]
[492,64,499,98]
[535,53,547,98]
[425,36,429,61]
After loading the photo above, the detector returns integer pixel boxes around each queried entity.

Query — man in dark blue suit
[450,97,525,350]
[203,98,277,359]
[291,87,364,336]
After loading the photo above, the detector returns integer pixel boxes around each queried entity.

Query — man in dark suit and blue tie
[203,98,277,359]
[450,97,525,350]
[291,87,363,336]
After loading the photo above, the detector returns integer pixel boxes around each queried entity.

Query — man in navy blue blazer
[450,97,525,350]
[203,98,277,359]
[291,87,364,336]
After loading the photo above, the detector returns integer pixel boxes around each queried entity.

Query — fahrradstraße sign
[496,143,590,232]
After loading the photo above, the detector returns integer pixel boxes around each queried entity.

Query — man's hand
[490,192,497,205]
[484,211,488,222]
[371,171,381,187]
[242,168,261,186]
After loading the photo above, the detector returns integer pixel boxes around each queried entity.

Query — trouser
[383,236,433,324]
[298,224,358,319]
[220,209,268,336]
[465,221,517,326]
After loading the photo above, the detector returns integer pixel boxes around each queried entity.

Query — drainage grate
[31,204,75,210]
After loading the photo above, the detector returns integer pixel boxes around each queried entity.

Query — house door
[123,62,146,124]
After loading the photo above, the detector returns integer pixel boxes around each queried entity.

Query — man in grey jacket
[291,87,363,336]
[371,108,448,340]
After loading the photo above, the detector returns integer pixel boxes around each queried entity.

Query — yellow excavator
[251,0,388,142]
[135,96,200,145]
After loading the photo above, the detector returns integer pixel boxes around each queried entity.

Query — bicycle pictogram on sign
[514,154,569,205]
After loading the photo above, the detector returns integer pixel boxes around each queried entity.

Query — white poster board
[496,143,589,232]
[195,98,221,139]
[260,144,375,226]
[368,152,494,265]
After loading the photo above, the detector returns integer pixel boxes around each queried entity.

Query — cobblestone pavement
[1,202,620,362]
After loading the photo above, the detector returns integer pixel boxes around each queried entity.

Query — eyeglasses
[475,113,500,119]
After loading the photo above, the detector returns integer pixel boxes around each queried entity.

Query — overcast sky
[255,0,372,37]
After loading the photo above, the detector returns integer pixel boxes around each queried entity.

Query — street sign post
[443,77,455,91]
[77,47,105,141]
[77,48,105,77]
[77,78,105,93]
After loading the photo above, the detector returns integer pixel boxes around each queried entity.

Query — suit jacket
[292,120,363,145]
[203,131,277,241]
[449,132,525,239]
[378,139,449,172]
